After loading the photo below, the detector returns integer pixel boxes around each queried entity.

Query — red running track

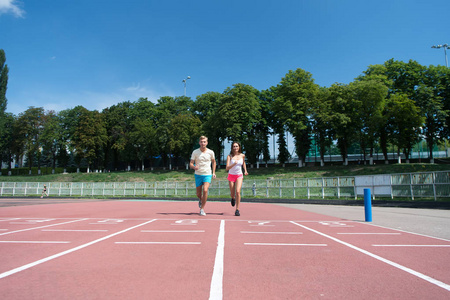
[0,200,449,299]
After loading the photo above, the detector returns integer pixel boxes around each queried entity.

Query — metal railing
[1,171,449,201]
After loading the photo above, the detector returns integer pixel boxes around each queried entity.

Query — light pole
[182,76,191,96]
[431,44,449,67]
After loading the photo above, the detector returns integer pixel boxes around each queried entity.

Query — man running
[189,136,216,216]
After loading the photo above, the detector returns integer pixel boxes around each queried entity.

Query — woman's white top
[228,156,243,175]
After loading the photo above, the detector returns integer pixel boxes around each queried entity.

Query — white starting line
[241,231,302,234]
[0,241,70,244]
[42,229,108,232]
[245,243,327,246]
[116,241,201,245]
[337,232,401,235]
[141,230,205,233]
[373,244,450,247]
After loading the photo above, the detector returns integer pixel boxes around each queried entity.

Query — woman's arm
[225,155,234,171]
[242,154,248,175]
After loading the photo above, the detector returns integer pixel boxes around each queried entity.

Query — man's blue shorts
[195,174,212,187]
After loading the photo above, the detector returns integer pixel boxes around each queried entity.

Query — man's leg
[200,182,210,209]
[196,185,203,206]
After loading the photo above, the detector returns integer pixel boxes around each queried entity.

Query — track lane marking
[364,222,450,242]
[0,219,157,279]
[245,243,327,246]
[0,219,88,236]
[0,241,70,244]
[42,229,108,232]
[337,233,401,235]
[241,231,302,234]
[209,220,224,300]
[115,242,201,245]
[290,221,450,292]
[141,230,205,233]
[372,244,450,247]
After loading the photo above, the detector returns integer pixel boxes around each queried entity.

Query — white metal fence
[1,171,449,201]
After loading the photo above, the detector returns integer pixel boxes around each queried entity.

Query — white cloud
[6,82,176,115]
[0,0,25,17]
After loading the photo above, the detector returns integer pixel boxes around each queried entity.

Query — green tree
[328,83,361,165]
[273,69,319,166]
[58,106,87,171]
[17,107,45,174]
[217,84,262,167]
[433,66,450,139]
[311,87,334,166]
[219,83,261,143]
[384,94,424,160]
[155,96,195,168]
[242,89,272,167]
[351,78,388,164]
[129,98,158,170]
[257,89,274,166]
[0,113,15,174]
[0,49,9,158]
[167,113,201,168]
[418,66,450,161]
[194,92,226,165]
[40,110,61,172]
[72,108,107,172]
[384,59,426,97]
[277,130,291,165]
[102,101,135,170]
[129,117,158,170]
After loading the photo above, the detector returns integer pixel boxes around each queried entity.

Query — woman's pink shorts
[227,174,243,182]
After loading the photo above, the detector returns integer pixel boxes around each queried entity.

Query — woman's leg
[228,181,236,199]
[235,177,243,210]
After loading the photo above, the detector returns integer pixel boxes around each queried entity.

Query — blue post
[364,188,372,222]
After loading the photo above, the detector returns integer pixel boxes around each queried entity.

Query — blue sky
[1,0,449,117]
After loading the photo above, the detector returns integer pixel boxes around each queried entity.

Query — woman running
[226,141,248,216]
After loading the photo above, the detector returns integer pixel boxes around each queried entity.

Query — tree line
[1,48,450,174]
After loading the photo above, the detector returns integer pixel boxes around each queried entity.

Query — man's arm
[212,159,216,178]
[189,159,197,170]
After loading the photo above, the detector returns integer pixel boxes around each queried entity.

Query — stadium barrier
[1,171,449,201]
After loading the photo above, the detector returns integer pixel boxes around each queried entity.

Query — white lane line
[373,244,450,247]
[115,242,201,245]
[209,220,225,300]
[290,221,450,292]
[241,231,302,234]
[0,219,88,236]
[245,243,327,246]
[141,230,205,233]
[42,229,108,232]
[365,222,450,242]
[0,219,157,279]
[0,241,70,244]
[0,229,7,231]
[337,233,401,235]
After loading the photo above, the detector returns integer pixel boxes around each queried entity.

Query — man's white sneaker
[200,209,206,216]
